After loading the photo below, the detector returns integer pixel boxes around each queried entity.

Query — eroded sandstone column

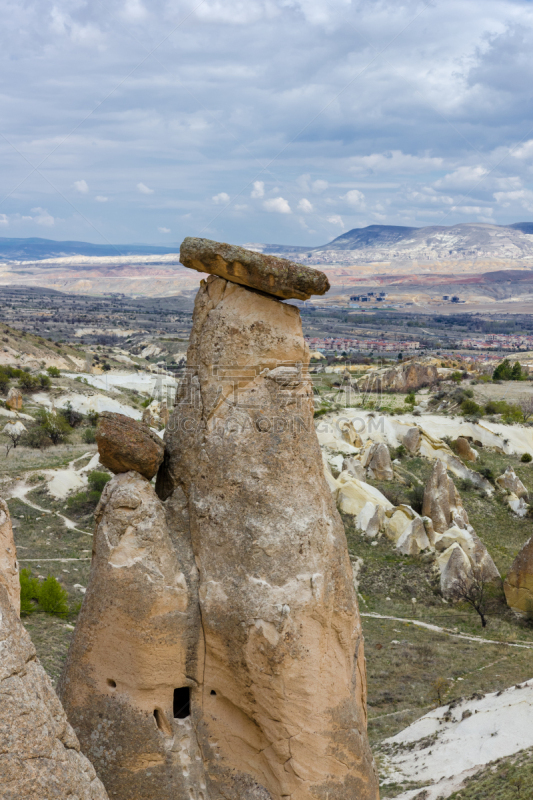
[58,471,207,799]
[0,497,19,615]
[160,275,379,799]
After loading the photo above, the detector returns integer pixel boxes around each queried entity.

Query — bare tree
[3,421,26,457]
[518,395,533,423]
[453,568,489,628]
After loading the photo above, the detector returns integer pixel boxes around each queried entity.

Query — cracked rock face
[0,498,19,616]
[422,459,469,534]
[160,275,378,800]
[58,471,207,800]
[0,582,109,800]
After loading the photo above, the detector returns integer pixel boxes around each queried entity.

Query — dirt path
[361,612,533,649]
[8,478,93,537]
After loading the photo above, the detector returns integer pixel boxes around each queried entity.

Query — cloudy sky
[2,0,533,246]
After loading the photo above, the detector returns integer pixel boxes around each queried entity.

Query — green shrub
[405,392,416,405]
[0,371,9,395]
[521,452,532,463]
[37,575,69,618]
[58,401,83,428]
[34,409,72,444]
[46,366,61,376]
[22,424,52,449]
[88,470,111,492]
[86,410,99,426]
[38,373,51,390]
[409,484,425,514]
[18,373,39,392]
[451,371,463,384]
[141,397,152,408]
[461,398,483,416]
[20,568,40,616]
[82,427,97,444]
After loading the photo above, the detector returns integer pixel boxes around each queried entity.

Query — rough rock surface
[0,583,109,800]
[95,412,164,480]
[180,236,330,301]
[455,437,477,462]
[496,466,528,499]
[342,455,366,481]
[358,361,440,393]
[422,459,469,533]
[0,498,19,615]
[504,535,533,615]
[402,426,420,454]
[6,386,22,410]
[159,275,378,800]
[58,471,206,800]
[363,442,394,480]
[142,399,170,429]
[507,492,529,517]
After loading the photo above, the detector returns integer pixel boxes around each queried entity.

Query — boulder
[5,386,22,410]
[95,412,164,480]
[340,420,363,447]
[385,504,418,544]
[337,471,393,517]
[342,455,366,481]
[507,492,530,517]
[357,361,440,393]
[438,543,474,600]
[0,583,109,799]
[435,525,500,587]
[364,442,394,481]
[496,466,528,500]
[58,472,206,800]
[396,517,431,556]
[179,236,330,301]
[159,274,379,799]
[356,501,385,538]
[422,459,469,533]
[455,436,477,462]
[402,426,420,454]
[504,535,533,615]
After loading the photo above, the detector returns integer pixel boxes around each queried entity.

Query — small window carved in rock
[107,679,116,689]
[210,690,216,696]
[174,687,190,719]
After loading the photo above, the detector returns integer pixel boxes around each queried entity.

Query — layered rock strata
[159,274,378,800]
[58,471,206,800]
[179,237,330,301]
[0,580,109,799]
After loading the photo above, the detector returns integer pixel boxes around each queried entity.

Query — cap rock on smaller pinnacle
[179,236,330,301]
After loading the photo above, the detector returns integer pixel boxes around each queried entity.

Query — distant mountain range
[2,223,533,263]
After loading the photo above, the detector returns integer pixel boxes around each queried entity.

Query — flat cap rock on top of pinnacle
[95,412,164,480]
[179,236,330,300]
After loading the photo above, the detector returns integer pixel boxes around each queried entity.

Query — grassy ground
[446,746,533,799]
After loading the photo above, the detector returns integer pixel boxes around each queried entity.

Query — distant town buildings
[461,334,533,350]
[306,337,419,353]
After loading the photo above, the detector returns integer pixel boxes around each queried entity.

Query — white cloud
[158,226,171,233]
[73,179,89,194]
[31,207,54,226]
[494,189,533,212]
[344,189,366,210]
[349,151,443,175]
[212,192,230,204]
[234,204,248,210]
[0,214,8,226]
[251,181,265,198]
[297,198,313,213]
[327,215,344,228]
[263,197,291,214]
[121,0,147,21]
[451,205,492,215]
[95,195,108,202]
[434,166,488,189]
[312,180,328,193]
[137,182,154,195]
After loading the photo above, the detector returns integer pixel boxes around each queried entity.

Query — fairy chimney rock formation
[0,579,109,799]
[0,498,19,615]
[6,386,23,410]
[95,412,164,479]
[179,236,330,300]
[504,535,533,615]
[60,241,378,800]
[422,459,469,533]
[496,466,528,500]
[58,471,206,799]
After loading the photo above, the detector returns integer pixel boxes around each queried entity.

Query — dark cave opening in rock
[174,687,190,719]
